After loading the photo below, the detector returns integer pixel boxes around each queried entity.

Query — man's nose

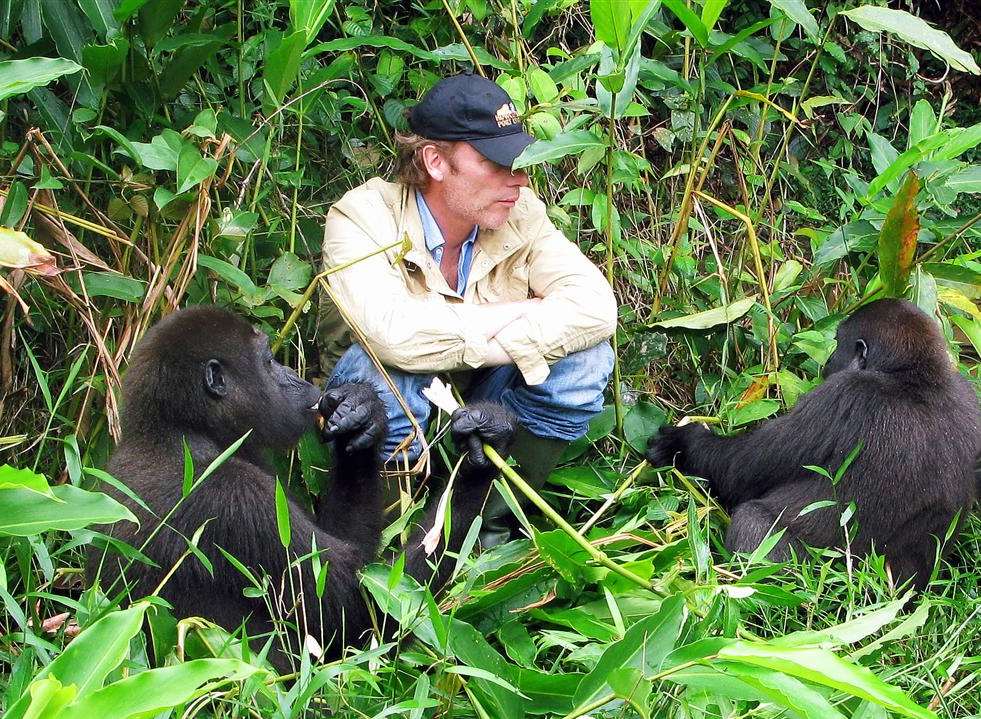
[508,168,529,187]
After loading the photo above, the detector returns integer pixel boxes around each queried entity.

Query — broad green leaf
[0,57,83,102]
[0,465,52,495]
[268,252,312,290]
[662,0,709,46]
[800,95,849,120]
[597,41,641,117]
[274,478,291,548]
[951,315,981,355]
[718,642,937,719]
[129,129,184,171]
[841,6,979,74]
[527,66,559,103]
[0,484,135,536]
[77,0,119,38]
[533,528,589,584]
[773,594,912,648]
[573,594,685,708]
[716,661,845,719]
[80,271,146,302]
[66,659,260,718]
[877,171,920,297]
[264,30,307,106]
[114,0,152,22]
[607,667,651,719]
[290,0,336,44]
[651,296,758,329]
[175,144,218,194]
[197,255,259,293]
[945,165,981,194]
[867,132,900,178]
[767,0,819,40]
[729,399,781,427]
[814,220,877,264]
[158,26,230,99]
[701,0,728,32]
[590,0,632,52]
[19,677,76,719]
[306,35,438,62]
[4,604,148,719]
[513,130,605,169]
[0,182,28,227]
[908,100,937,148]
[623,401,667,454]
[81,37,129,90]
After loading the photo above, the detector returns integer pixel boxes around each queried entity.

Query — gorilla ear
[854,339,868,370]
[204,359,227,398]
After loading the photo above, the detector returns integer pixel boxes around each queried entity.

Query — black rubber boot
[479,427,569,547]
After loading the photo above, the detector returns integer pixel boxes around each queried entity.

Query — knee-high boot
[479,426,569,547]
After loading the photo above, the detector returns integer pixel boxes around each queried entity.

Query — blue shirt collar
[415,191,478,252]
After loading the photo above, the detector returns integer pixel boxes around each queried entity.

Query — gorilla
[87,305,514,665]
[646,299,980,589]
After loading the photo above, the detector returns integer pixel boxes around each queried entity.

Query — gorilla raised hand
[646,299,980,589]
[88,306,515,664]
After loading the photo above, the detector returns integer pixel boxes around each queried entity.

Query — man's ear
[204,359,226,398]
[420,144,446,182]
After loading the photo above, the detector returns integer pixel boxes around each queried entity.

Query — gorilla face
[203,327,322,451]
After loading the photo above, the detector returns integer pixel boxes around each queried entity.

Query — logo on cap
[494,102,519,128]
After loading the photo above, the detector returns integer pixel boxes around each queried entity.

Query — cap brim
[467,131,536,169]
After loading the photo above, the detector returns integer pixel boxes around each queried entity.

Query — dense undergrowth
[0,0,979,717]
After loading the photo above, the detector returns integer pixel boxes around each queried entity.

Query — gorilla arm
[646,374,869,508]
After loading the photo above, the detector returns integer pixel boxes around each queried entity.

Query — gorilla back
[647,299,980,588]
[87,305,513,666]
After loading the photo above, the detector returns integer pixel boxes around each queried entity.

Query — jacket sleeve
[321,203,489,372]
[493,194,617,385]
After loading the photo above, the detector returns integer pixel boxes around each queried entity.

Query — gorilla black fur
[646,299,980,588]
[87,306,514,665]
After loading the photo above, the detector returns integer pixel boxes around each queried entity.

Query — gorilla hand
[318,382,388,453]
[451,402,516,470]
[646,423,710,468]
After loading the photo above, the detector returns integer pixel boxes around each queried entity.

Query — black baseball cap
[408,73,535,169]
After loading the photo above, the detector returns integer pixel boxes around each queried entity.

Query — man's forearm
[482,338,513,366]
[469,299,540,340]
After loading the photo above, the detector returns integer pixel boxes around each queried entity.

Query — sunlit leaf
[877,171,920,297]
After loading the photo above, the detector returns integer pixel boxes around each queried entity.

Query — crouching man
[318,73,616,545]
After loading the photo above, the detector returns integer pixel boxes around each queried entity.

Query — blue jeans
[328,342,614,459]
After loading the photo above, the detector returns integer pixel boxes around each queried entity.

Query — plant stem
[441,0,484,76]
[483,446,663,594]
[605,99,625,437]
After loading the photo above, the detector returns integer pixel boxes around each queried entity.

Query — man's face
[438,143,529,230]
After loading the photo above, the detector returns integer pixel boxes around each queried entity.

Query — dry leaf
[0,227,59,276]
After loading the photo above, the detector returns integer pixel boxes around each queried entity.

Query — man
[318,73,616,545]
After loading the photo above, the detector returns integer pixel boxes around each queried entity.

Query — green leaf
[264,30,307,107]
[513,130,605,169]
[527,66,559,103]
[877,171,920,297]
[0,484,136,536]
[774,593,912,648]
[290,0,336,44]
[651,296,758,329]
[607,667,651,719]
[274,478,291,549]
[267,252,312,291]
[175,144,218,194]
[66,659,259,718]
[0,57,83,102]
[129,129,184,171]
[306,35,438,62]
[533,528,589,584]
[945,165,981,194]
[716,661,846,719]
[590,0,632,52]
[767,0,819,40]
[868,132,900,178]
[701,0,728,32]
[573,594,685,709]
[662,0,709,47]
[717,642,937,719]
[908,100,937,148]
[597,41,641,118]
[80,271,146,302]
[4,604,148,719]
[623,401,667,454]
[0,465,53,496]
[197,255,259,293]
[841,6,979,74]
[0,182,28,227]
[77,0,119,38]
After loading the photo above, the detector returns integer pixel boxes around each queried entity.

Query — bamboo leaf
[513,130,605,168]
[842,6,979,74]
[651,296,758,330]
[0,57,83,102]
[767,0,819,40]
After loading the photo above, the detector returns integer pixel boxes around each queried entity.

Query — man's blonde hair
[394,131,459,189]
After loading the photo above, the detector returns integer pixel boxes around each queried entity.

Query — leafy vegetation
[0,0,979,717]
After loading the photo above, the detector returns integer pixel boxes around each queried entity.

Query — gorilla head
[120,306,321,453]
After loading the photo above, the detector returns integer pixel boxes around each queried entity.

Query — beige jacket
[318,178,616,385]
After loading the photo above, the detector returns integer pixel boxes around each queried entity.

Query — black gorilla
[87,306,514,664]
[646,299,980,588]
